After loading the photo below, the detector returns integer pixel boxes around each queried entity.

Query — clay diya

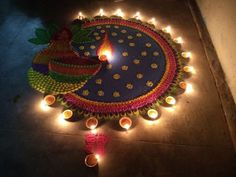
[85,154,98,167]
[85,117,98,130]
[43,95,56,106]
[119,117,132,130]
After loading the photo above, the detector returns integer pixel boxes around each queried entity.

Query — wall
[196,0,236,102]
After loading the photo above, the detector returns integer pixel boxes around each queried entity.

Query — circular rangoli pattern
[62,18,182,114]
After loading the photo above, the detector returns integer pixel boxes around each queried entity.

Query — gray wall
[196,0,236,102]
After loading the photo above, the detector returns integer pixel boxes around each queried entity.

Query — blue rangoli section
[72,24,166,102]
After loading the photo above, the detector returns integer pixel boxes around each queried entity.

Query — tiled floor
[0,0,236,177]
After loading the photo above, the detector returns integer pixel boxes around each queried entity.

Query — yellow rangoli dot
[96,36,101,40]
[96,26,102,29]
[113,91,120,97]
[129,43,135,47]
[118,39,124,43]
[141,51,147,56]
[122,52,128,57]
[127,35,133,39]
[146,43,152,47]
[153,51,159,56]
[82,90,89,96]
[111,32,117,36]
[121,29,127,33]
[97,90,104,96]
[151,63,158,69]
[84,51,90,56]
[106,64,112,69]
[113,74,120,80]
[121,65,128,71]
[101,29,105,33]
[90,45,96,49]
[114,25,119,29]
[126,83,133,90]
[133,59,140,64]
[93,32,99,36]
[106,25,111,28]
[79,46,85,50]
[136,33,142,37]
[146,81,154,87]
[95,78,102,84]
[136,73,143,79]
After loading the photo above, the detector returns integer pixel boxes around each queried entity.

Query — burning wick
[149,17,157,25]
[99,55,108,61]
[133,11,141,20]
[182,52,192,58]
[98,8,104,16]
[174,37,184,44]
[97,33,113,61]
[39,100,50,111]
[183,66,194,73]
[163,26,171,33]
[114,9,124,17]
[78,11,84,20]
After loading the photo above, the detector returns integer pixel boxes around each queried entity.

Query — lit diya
[174,37,183,44]
[183,66,193,73]
[179,81,187,90]
[119,117,132,130]
[165,96,176,105]
[62,109,73,119]
[147,109,159,119]
[85,117,98,130]
[43,95,56,106]
[97,33,113,61]
[98,55,108,61]
[181,51,191,58]
[85,154,98,167]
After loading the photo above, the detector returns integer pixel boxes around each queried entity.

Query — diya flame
[97,33,114,61]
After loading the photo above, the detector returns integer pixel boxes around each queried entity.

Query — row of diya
[78,9,191,45]
[41,79,192,168]
[41,76,192,130]
[39,11,194,167]
[39,62,193,169]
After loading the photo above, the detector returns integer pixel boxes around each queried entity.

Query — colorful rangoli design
[28,16,190,119]
[28,14,193,167]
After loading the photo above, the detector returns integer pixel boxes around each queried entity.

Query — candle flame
[186,83,193,94]
[163,26,171,33]
[39,100,50,111]
[149,17,157,25]
[99,8,104,16]
[174,37,184,44]
[95,154,100,161]
[90,125,96,130]
[182,51,192,58]
[78,11,84,19]
[124,124,130,130]
[133,11,141,20]
[115,9,124,17]
[91,129,97,134]
[97,33,113,60]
